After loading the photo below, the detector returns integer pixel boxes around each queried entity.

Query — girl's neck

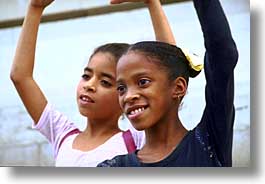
[83,117,121,138]
[72,117,121,152]
[138,116,188,163]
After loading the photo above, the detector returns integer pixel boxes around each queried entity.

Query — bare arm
[111,0,176,45]
[10,0,54,124]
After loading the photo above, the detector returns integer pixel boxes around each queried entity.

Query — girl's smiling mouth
[126,105,148,120]
[79,94,95,105]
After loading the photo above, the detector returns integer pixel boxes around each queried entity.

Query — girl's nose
[124,89,140,103]
[83,85,96,92]
[83,79,96,92]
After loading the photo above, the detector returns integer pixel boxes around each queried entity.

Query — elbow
[10,70,20,84]
[10,64,19,83]
[226,41,239,68]
[10,67,27,85]
[211,39,239,68]
[10,61,33,85]
[10,66,17,82]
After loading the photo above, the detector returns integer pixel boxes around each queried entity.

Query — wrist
[26,5,45,20]
[144,0,158,4]
[28,4,45,15]
[144,0,150,4]
[29,3,46,12]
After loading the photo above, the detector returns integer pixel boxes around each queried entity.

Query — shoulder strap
[58,128,81,150]
[122,130,137,153]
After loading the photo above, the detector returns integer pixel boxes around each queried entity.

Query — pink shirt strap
[58,128,81,150]
[122,130,137,153]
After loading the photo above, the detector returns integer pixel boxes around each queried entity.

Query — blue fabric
[98,0,238,167]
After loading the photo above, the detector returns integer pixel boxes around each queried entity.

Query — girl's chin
[130,118,156,131]
[131,123,149,131]
[79,111,89,118]
[78,108,93,117]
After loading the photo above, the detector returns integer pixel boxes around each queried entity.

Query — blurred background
[0,0,249,167]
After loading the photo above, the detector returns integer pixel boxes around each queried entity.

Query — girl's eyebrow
[116,71,150,84]
[84,67,115,81]
[84,67,92,72]
[101,72,115,81]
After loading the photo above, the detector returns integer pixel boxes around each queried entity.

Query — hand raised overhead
[110,0,150,4]
[30,0,54,8]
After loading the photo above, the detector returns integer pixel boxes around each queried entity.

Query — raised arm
[193,0,238,166]
[111,0,176,45]
[193,0,238,68]
[10,0,54,124]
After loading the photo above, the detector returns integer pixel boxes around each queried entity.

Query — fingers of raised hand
[110,0,146,4]
[30,0,54,8]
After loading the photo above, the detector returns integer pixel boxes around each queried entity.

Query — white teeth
[129,107,145,115]
[82,97,89,102]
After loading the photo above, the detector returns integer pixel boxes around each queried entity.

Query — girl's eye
[101,80,112,87]
[117,84,127,95]
[138,78,151,87]
[82,74,90,80]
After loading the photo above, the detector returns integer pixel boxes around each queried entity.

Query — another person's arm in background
[111,0,176,45]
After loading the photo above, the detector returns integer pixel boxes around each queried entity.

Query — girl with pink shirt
[10,0,175,166]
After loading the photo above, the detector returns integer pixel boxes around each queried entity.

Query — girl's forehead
[118,51,159,70]
[86,53,117,77]
[88,52,116,68]
[116,53,170,85]
[117,53,164,79]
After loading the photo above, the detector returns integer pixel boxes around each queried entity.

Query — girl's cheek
[76,83,83,96]
[118,96,124,108]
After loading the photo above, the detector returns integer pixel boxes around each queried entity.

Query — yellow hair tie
[182,48,204,72]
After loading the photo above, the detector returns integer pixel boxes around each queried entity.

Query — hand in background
[30,0,54,8]
[110,0,150,4]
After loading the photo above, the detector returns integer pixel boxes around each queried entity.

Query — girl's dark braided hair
[125,41,201,84]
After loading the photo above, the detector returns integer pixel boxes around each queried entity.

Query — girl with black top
[98,0,238,167]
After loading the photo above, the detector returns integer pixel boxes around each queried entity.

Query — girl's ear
[171,77,187,100]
